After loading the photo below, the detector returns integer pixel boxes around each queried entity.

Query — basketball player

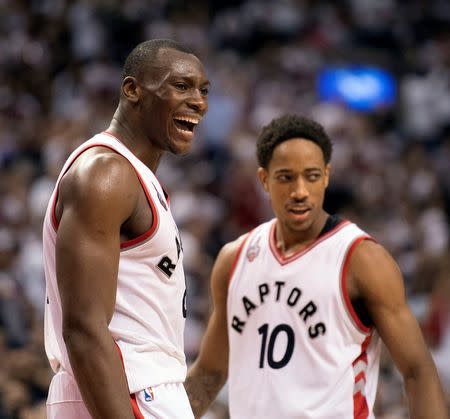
[43,39,209,419]
[185,115,447,418]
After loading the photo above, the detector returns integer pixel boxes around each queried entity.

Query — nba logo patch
[143,387,154,402]
[246,237,260,262]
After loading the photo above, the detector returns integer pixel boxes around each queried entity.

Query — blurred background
[0,0,449,418]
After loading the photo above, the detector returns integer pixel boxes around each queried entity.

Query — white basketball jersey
[43,132,187,393]
[227,218,381,419]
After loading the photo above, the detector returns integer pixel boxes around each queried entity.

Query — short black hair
[256,114,333,168]
[122,39,193,80]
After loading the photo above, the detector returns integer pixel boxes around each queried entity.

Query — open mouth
[289,208,309,214]
[173,116,199,134]
[288,207,311,217]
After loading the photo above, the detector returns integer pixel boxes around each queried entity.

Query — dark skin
[186,138,447,419]
[55,47,208,419]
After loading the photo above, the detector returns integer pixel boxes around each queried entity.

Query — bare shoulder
[211,233,250,296]
[58,147,139,221]
[349,239,404,304]
[351,239,394,266]
[60,147,138,202]
[215,233,249,274]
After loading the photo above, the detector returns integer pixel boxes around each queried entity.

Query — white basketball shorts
[47,369,194,419]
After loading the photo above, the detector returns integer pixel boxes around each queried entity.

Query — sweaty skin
[185,138,447,419]
[55,47,208,419]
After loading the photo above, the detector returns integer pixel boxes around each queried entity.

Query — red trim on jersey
[352,335,371,419]
[120,169,158,249]
[228,232,252,287]
[269,219,351,266]
[353,381,369,418]
[130,393,145,419]
[341,236,373,334]
[115,342,145,419]
[50,141,158,249]
[51,191,59,231]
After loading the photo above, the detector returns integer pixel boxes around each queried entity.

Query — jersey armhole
[340,235,374,335]
[120,169,158,250]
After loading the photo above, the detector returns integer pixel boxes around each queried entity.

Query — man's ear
[122,76,140,103]
[257,167,269,192]
[324,164,331,188]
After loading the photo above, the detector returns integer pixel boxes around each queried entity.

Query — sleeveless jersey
[227,218,381,419]
[43,132,187,393]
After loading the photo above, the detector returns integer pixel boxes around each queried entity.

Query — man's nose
[291,177,309,200]
[187,89,208,114]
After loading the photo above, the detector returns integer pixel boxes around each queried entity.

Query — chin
[288,222,311,233]
[284,217,314,233]
[167,135,194,155]
[171,143,192,155]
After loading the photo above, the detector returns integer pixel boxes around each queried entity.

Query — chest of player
[116,182,187,321]
[228,236,351,342]
[119,174,185,284]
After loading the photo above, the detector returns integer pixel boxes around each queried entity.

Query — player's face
[258,138,330,238]
[137,48,209,155]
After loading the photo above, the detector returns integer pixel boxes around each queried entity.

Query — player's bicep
[195,240,242,374]
[376,304,431,379]
[351,242,432,378]
[56,155,138,333]
[56,209,120,330]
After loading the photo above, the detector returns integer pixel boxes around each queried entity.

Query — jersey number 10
[258,323,295,369]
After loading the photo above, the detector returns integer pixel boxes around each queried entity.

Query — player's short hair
[256,114,333,168]
[122,39,193,80]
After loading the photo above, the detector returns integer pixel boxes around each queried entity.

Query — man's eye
[200,87,209,96]
[174,83,188,90]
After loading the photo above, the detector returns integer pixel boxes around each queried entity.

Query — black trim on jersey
[162,187,169,202]
[318,214,343,238]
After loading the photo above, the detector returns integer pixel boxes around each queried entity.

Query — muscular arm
[185,237,244,418]
[56,150,140,419]
[350,240,447,419]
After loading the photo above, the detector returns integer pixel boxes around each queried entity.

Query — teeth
[174,116,199,124]
[175,126,192,133]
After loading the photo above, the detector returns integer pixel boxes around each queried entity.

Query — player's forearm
[64,326,135,419]
[185,363,227,418]
[404,364,448,419]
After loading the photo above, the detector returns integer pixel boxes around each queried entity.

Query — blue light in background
[317,66,396,112]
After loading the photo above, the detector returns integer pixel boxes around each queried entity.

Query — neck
[106,107,163,172]
[276,211,329,256]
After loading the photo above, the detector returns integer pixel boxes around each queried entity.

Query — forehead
[146,48,207,81]
[269,138,326,171]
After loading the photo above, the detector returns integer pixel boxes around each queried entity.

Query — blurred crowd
[1,0,450,418]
